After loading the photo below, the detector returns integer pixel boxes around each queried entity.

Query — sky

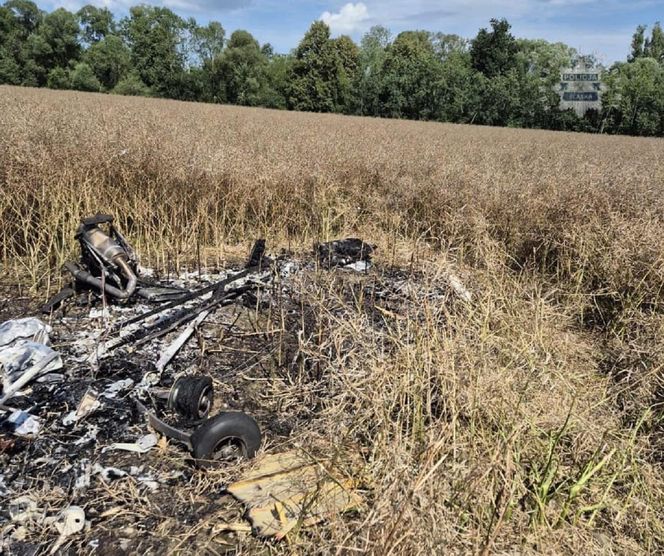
[40,0,664,64]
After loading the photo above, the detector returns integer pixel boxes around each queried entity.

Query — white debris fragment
[89,307,111,319]
[279,260,300,276]
[6,410,42,437]
[126,466,160,490]
[392,280,418,297]
[74,461,92,490]
[93,464,128,482]
[31,456,56,466]
[48,506,86,555]
[107,433,158,454]
[63,390,101,425]
[1,342,63,389]
[138,372,160,389]
[9,495,44,523]
[446,272,472,303]
[156,310,211,372]
[159,470,185,483]
[345,260,371,272]
[11,525,28,541]
[52,506,86,535]
[73,425,99,446]
[137,477,159,492]
[37,373,65,383]
[61,411,77,426]
[0,318,51,347]
[101,378,134,399]
[75,474,90,490]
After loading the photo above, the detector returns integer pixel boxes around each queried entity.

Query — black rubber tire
[169,376,214,420]
[190,412,261,464]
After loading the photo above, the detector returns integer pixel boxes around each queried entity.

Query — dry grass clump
[1,85,663,553]
[264,261,660,554]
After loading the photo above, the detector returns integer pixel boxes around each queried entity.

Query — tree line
[1,1,663,137]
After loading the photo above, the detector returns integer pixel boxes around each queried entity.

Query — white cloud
[320,2,369,34]
[323,0,633,61]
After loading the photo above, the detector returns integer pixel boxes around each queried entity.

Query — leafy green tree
[470,18,518,78]
[77,5,114,44]
[70,61,100,91]
[547,107,589,132]
[261,53,293,108]
[468,28,575,129]
[37,8,80,67]
[471,73,510,125]
[112,70,151,96]
[516,39,579,126]
[121,6,187,97]
[437,50,479,122]
[24,7,80,85]
[0,0,43,84]
[4,0,40,33]
[84,34,130,90]
[207,29,266,105]
[355,25,390,115]
[630,25,646,61]
[517,39,576,83]
[190,20,224,64]
[46,65,68,88]
[602,58,664,136]
[0,5,20,83]
[644,22,664,63]
[332,34,359,112]
[431,32,468,61]
[261,42,274,58]
[379,31,444,120]
[0,50,20,84]
[469,58,552,129]
[289,21,351,113]
[21,33,48,84]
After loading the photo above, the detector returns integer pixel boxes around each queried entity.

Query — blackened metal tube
[114,258,138,299]
[65,257,137,299]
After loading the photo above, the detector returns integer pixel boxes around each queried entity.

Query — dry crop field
[1,85,664,554]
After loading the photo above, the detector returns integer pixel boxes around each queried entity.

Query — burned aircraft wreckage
[5,215,374,458]
[0,215,478,552]
[1,215,383,548]
[39,214,276,463]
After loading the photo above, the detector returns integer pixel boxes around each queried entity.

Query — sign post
[558,64,604,116]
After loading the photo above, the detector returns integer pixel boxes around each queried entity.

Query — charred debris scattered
[1,214,476,552]
[1,214,405,549]
[2,214,377,454]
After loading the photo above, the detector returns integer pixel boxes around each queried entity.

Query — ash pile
[0,215,470,553]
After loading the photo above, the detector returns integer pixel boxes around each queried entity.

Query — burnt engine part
[65,214,138,300]
[316,238,375,267]
[168,375,214,420]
